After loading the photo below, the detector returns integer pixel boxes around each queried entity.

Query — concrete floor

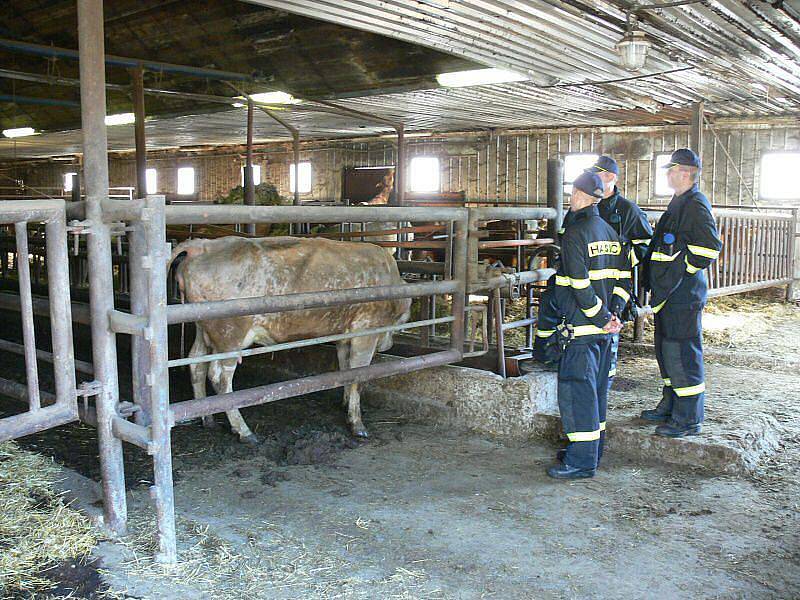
[12,293,800,599]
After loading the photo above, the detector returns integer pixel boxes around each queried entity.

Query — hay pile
[0,441,98,597]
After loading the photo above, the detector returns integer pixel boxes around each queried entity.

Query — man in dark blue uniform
[585,156,653,389]
[641,149,722,437]
[535,171,629,479]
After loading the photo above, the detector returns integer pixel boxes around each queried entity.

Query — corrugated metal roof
[1,0,799,159]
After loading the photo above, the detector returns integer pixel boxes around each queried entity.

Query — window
[241,164,262,186]
[64,172,77,193]
[146,168,158,195]
[760,152,800,200]
[563,153,598,194]
[177,167,195,195]
[654,153,673,197]
[409,156,440,192]
[290,162,312,194]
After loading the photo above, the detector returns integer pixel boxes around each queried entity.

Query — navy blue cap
[586,155,619,176]
[572,171,605,198]
[662,148,701,169]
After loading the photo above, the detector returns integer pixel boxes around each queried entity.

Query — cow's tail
[168,239,208,360]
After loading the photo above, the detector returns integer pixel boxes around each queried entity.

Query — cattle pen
[2,0,800,595]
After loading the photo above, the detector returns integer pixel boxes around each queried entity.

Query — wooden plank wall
[3,122,799,208]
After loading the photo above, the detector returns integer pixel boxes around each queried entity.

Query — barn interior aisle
[0,0,799,597]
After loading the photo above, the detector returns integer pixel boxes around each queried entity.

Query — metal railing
[0,200,77,441]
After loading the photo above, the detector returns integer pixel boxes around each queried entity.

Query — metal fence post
[145,194,177,563]
[129,216,151,426]
[77,0,127,536]
[788,208,799,302]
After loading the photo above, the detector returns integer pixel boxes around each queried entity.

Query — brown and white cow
[171,236,411,443]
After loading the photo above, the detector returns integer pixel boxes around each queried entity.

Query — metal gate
[0,200,78,441]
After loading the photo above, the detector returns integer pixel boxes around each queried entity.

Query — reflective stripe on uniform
[567,429,601,442]
[571,324,608,336]
[556,275,570,286]
[582,297,603,318]
[617,270,632,279]
[674,382,705,397]
[663,378,672,386]
[558,227,565,235]
[630,248,640,267]
[651,251,680,262]
[685,256,701,274]
[613,286,630,302]
[535,329,555,338]
[608,368,616,377]
[687,244,720,260]
[588,268,619,280]
[652,300,667,313]
[632,238,651,245]
[570,277,591,290]
[599,421,606,431]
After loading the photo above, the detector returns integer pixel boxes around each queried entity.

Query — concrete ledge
[606,413,781,475]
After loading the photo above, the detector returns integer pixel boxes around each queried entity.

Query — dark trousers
[654,303,705,427]
[558,336,613,470]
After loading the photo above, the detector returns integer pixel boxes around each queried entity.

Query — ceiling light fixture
[2,127,36,138]
[436,68,528,88]
[248,91,300,104]
[616,14,652,72]
[105,112,136,126]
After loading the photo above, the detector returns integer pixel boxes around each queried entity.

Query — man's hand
[603,315,623,334]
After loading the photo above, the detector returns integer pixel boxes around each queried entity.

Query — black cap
[572,171,605,198]
[586,155,619,176]
[662,148,701,169]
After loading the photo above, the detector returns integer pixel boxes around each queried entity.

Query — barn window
[654,153,673,197]
[146,168,158,195]
[63,172,77,193]
[760,152,800,200]
[241,164,262,186]
[177,167,195,195]
[409,156,440,192]
[290,162,312,194]
[563,153,598,194]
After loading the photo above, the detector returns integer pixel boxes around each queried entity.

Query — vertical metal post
[131,67,147,200]
[45,210,77,409]
[77,0,127,536]
[244,98,256,236]
[394,125,405,206]
[71,172,81,203]
[690,101,704,158]
[492,288,506,377]
[129,218,151,426]
[144,194,177,563]
[449,215,468,356]
[788,208,799,301]
[292,132,301,207]
[546,159,564,243]
[14,222,40,410]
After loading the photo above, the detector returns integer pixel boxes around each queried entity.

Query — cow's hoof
[240,433,262,446]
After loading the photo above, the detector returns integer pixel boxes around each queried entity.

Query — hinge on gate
[68,220,92,256]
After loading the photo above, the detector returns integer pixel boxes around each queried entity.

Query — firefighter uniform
[588,157,653,388]
[642,149,722,436]
[534,172,631,477]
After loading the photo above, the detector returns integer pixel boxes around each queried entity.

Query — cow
[171,235,411,443]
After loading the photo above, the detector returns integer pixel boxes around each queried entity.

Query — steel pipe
[111,416,153,453]
[170,349,460,424]
[161,205,468,225]
[0,338,93,375]
[14,222,41,411]
[0,292,91,325]
[168,315,455,368]
[167,280,458,325]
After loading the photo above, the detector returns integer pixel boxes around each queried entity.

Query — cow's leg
[336,341,351,409]
[210,357,260,446]
[188,329,217,430]
[340,335,378,438]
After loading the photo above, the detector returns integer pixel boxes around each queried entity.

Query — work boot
[546,463,596,480]
[556,448,567,463]
[640,408,670,422]
[655,421,702,438]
